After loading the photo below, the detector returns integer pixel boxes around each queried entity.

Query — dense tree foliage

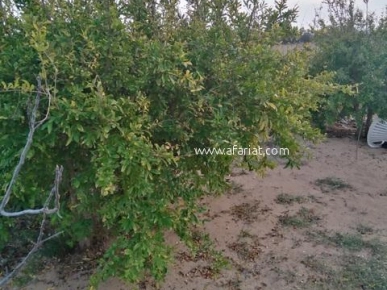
[0,0,344,286]
[310,0,387,133]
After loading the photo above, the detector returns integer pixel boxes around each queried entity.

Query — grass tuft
[304,230,387,290]
[230,201,260,224]
[356,224,374,235]
[275,193,305,205]
[279,207,320,228]
[315,177,352,193]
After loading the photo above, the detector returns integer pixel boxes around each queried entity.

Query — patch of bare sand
[20,137,387,290]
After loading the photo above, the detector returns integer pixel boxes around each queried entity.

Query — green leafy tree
[265,0,300,43]
[0,0,343,286]
[310,0,387,134]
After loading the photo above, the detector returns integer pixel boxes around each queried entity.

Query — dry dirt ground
[16,137,387,290]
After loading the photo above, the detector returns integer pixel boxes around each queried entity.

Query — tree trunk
[364,108,374,138]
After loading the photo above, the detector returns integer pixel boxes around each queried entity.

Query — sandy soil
[17,137,387,290]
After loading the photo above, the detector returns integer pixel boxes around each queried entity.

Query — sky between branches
[265,0,387,28]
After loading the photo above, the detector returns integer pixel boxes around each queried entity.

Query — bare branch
[0,165,63,217]
[0,76,62,217]
[0,217,63,287]
[0,75,64,287]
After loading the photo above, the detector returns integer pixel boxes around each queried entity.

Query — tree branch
[0,76,62,217]
[0,76,64,287]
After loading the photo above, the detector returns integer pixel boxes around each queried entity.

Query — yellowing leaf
[182,61,192,68]
[266,102,277,111]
